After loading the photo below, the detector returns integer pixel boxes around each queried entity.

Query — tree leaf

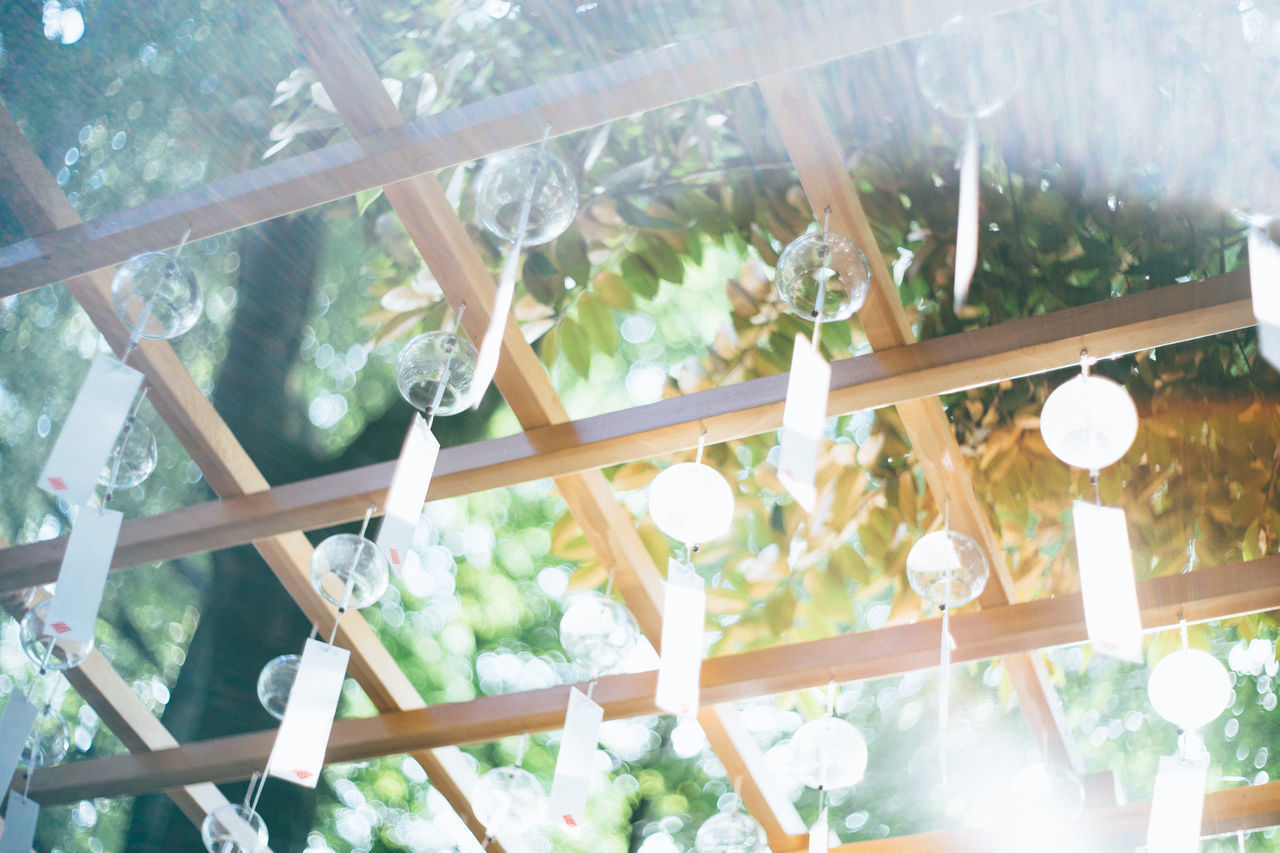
[576,294,618,356]
[765,587,797,635]
[593,271,634,310]
[621,254,660,299]
[559,316,592,378]
[356,188,383,216]
[553,228,591,287]
[522,250,562,306]
[640,236,685,284]
[617,198,684,230]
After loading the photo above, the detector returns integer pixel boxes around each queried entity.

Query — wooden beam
[0,101,505,853]
[756,68,1081,771]
[0,269,1251,592]
[0,0,1045,298]
[25,554,1280,804]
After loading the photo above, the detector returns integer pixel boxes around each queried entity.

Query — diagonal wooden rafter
[273,0,805,845]
[0,104,506,853]
[753,68,1080,768]
[0,268,1253,592]
[26,554,1280,804]
[0,0,1045,300]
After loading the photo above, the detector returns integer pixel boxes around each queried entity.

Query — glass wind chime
[772,211,871,512]
[915,13,1020,310]
[786,683,869,853]
[694,790,767,853]
[904,506,989,782]
[469,130,579,402]
[1,242,202,850]
[647,433,734,717]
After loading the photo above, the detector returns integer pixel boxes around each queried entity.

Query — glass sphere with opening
[916,15,1020,119]
[1007,761,1085,831]
[396,331,479,416]
[648,461,734,545]
[475,149,578,246]
[775,231,870,322]
[98,416,158,489]
[470,766,547,836]
[201,803,269,853]
[559,593,639,677]
[256,654,300,721]
[20,600,94,671]
[1039,373,1139,471]
[1148,648,1232,730]
[788,715,868,789]
[310,533,390,611]
[695,794,766,853]
[22,712,70,768]
[906,529,989,609]
[111,251,203,340]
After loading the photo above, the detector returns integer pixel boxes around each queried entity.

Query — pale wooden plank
[26,554,1280,803]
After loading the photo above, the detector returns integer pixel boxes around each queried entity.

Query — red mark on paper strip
[51,621,71,634]
[389,548,401,566]
[294,769,313,781]
[562,815,577,828]
[46,477,68,492]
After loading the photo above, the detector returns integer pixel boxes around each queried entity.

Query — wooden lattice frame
[0,0,1274,850]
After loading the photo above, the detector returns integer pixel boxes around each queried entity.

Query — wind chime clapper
[648,433,731,717]
[773,208,870,513]
[904,503,990,783]
[1144,619,1233,853]
[915,14,1021,311]
[470,126,579,404]
[1040,352,1145,662]
[383,304,473,571]
[785,681,868,853]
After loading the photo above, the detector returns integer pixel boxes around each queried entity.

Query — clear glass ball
[559,593,639,677]
[256,654,300,721]
[694,798,766,853]
[111,251,203,340]
[21,711,70,768]
[396,331,479,416]
[310,533,390,611]
[97,416,158,489]
[789,715,868,789]
[648,462,735,545]
[474,148,578,246]
[905,530,989,609]
[1039,373,1139,471]
[1148,648,1232,731]
[916,15,1020,119]
[470,766,547,836]
[201,804,269,853]
[20,600,94,671]
[775,231,870,322]
[1008,761,1085,830]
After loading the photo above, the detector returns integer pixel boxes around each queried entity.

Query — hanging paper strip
[38,353,144,507]
[0,695,38,800]
[1072,501,1143,663]
[953,121,980,311]
[46,506,124,646]
[808,806,829,853]
[266,638,350,788]
[375,414,440,570]
[1248,227,1280,371]
[547,687,604,829]
[655,559,706,716]
[777,334,830,514]
[473,214,530,406]
[0,794,38,853]
[1146,752,1209,853]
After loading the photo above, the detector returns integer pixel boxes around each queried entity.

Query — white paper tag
[777,335,830,514]
[46,506,124,647]
[38,353,144,507]
[266,638,350,788]
[1249,227,1280,371]
[548,687,604,829]
[953,121,980,310]
[1073,502,1143,663]
[0,794,38,853]
[0,695,38,799]
[808,806,829,853]
[655,559,706,717]
[1146,753,1208,853]
[375,415,440,569]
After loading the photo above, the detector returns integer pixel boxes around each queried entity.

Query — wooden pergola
[0,0,1274,850]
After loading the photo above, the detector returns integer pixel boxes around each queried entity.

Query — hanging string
[811,206,833,351]
[515,732,529,768]
[603,564,616,599]
[327,504,376,646]
[122,229,192,367]
[423,307,466,430]
[825,679,836,717]
[104,386,151,503]
[248,763,269,817]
